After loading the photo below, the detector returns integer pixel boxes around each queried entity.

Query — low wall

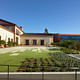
[0,72,80,80]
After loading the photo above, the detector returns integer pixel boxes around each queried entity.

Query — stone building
[21,33,53,46]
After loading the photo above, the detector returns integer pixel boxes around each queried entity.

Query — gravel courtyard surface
[0,46,60,54]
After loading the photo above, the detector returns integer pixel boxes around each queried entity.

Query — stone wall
[20,36,53,46]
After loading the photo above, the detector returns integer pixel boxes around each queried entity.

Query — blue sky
[0,0,80,34]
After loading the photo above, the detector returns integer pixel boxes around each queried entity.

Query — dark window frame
[0,36,1,41]
[8,38,10,42]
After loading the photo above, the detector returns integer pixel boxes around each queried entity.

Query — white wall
[15,26,23,35]
[0,27,14,43]
[15,26,24,45]
[16,35,20,44]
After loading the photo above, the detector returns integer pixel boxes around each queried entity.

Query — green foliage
[0,49,80,72]
[60,68,67,72]
[7,41,18,47]
[35,68,40,72]
[61,48,80,54]
[52,67,61,72]
[28,68,33,72]
[7,41,13,47]
[13,42,18,46]
[44,67,49,71]
[54,59,62,67]
[0,40,6,45]
[52,40,80,51]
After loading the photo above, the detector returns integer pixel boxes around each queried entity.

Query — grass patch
[0,49,60,72]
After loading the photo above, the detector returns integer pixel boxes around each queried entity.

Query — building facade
[54,33,80,42]
[0,25,14,43]
[21,33,53,46]
[0,19,80,46]
[0,19,24,45]
[0,19,54,46]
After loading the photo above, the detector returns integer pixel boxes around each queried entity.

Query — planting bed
[17,52,80,72]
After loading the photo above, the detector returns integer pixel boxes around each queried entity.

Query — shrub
[60,68,67,72]
[28,68,33,72]
[51,40,80,51]
[44,67,49,71]
[7,41,13,47]
[13,42,18,46]
[0,40,6,45]
[35,68,40,72]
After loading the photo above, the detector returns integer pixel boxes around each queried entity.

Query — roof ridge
[0,19,15,25]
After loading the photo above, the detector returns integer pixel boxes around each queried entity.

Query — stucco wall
[0,27,14,43]
[15,26,23,35]
[15,26,24,45]
[21,36,53,46]
[16,35,20,44]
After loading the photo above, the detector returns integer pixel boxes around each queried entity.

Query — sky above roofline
[0,0,80,34]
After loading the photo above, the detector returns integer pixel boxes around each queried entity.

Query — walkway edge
[0,72,79,74]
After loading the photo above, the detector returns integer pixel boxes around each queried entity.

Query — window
[40,40,44,45]
[8,38,10,42]
[0,36,1,41]
[16,29,20,35]
[16,37,18,44]
[25,40,29,45]
[11,39,13,42]
[33,40,37,45]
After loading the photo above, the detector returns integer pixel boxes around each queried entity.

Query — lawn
[0,48,80,72]
[0,48,60,72]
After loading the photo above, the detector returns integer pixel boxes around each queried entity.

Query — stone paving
[68,54,80,60]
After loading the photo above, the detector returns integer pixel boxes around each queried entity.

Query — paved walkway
[0,46,27,54]
[0,46,60,54]
[68,54,80,60]
[0,46,42,54]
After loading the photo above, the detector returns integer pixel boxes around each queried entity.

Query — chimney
[20,26,23,30]
[44,27,48,34]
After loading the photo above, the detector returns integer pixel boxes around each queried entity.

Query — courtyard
[0,46,80,72]
[0,46,60,71]
[0,46,80,80]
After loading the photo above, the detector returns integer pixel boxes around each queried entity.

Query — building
[0,19,24,45]
[0,19,80,46]
[54,33,80,42]
[0,19,54,46]
[21,33,53,46]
